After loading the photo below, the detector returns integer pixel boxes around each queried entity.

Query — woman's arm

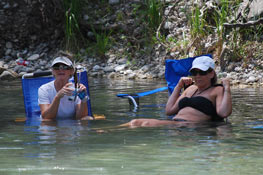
[40,95,61,119]
[216,78,232,118]
[165,77,193,116]
[40,83,73,119]
[75,83,89,119]
[75,100,89,120]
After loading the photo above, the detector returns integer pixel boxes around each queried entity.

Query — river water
[0,79,263,175]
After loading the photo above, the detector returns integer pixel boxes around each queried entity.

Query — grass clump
[63,0,83,52]
[144,0,163,31]
[190,6,205,38]
[86,29,112,59]
[213,0,229,38]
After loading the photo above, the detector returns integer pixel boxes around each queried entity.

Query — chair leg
[127,96,139,108]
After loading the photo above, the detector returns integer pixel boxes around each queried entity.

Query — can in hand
[68,84,78,101]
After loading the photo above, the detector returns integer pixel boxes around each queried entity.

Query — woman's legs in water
[122,118,177,128]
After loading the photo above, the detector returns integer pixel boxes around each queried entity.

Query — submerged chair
[117,54,212,109]
[22,69,93,118]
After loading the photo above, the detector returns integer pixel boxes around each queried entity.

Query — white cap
[190,56,215,71]
[51,56,73,67]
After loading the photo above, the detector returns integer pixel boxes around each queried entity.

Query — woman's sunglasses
[190,69,212,76]
[53,64,72,70]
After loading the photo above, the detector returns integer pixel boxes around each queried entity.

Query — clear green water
[0,79,263,175]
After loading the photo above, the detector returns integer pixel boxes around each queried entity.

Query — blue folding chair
[22,70,93,118]
[116,54,212,109]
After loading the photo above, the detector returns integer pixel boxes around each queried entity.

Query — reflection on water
[0,79,263,174]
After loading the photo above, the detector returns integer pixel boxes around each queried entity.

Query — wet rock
[90,72,99,77]
[5,42,12,49]
[3,3,10,9]
[226,63,236,72]
[234,66,242,72]
[164,21,172,30]
[27,54,40,61]
[109,0,120,5]
[127,72,136,79]
[248,0,263,18]
[123,69,132,75]
[114,64,126,72]
[0,70,18,80]
[107,72,116,79]
[140,65,150,73]
[246,76,257,83]
[13,65,24,73]
[93,65,102,71]
[218,72,227,78]
[25,67,34,73]
[117,58,127,64]
[19,72,27,77]
[0,66,6,75]
[107,55,116,63]
[104,66,114,72]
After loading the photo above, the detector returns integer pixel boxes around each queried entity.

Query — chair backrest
[165,54,212,94]
[22,70,93,118]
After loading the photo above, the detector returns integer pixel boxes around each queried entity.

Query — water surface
[0,79,263,175]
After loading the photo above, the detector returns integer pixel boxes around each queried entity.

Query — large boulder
[0,67,6,75]
[248,0,263,18]
[0,69,19,80]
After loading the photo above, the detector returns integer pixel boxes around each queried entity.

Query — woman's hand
[77,83,89,102]
[166,77,193,116]
[77,83,87,93]
[178,77,193,89]
[221,78,231,92]
[76,83,89,118]
[56,83,75,99]
[216,78,232,118]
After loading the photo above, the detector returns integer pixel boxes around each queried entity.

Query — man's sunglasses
[190,69,212,76]
[53,65,72,70]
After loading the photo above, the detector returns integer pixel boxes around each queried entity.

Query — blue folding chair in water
[21,69,93,118]
[116,54,212,109]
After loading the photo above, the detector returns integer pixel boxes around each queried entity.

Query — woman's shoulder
[184,84,197,95]
[39,80,55,90]
[212,84,224,94]
[213,84,224,89]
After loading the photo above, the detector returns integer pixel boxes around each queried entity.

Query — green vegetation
[186,0,263,63]
[190,6,205,38]
[59,0,263,66]
[116,11,124,22]
[60,0,165,61]
[89,29,112,58]
[144,0,163,31]
[63,0,83,52]
[131,0,164,38]
[213,0,228,38]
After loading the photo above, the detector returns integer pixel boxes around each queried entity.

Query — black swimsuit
[177,84,224,121]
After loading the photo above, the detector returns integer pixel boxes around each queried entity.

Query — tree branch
[223,18,263,29]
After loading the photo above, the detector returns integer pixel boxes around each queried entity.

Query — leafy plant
[144,0,163,31]
[132,3,141,16]
[63,0,83,52]
[116,11,124,22]
[190,6,205,38]
[87,29,112,58]
[213,0,229,38]
[152,32,166,44]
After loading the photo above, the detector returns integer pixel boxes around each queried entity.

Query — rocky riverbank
[1,45,263,89]
[1,0,263,88]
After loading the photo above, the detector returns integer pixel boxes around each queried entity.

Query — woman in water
[38,56,89,120]
[126,55,232,127]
